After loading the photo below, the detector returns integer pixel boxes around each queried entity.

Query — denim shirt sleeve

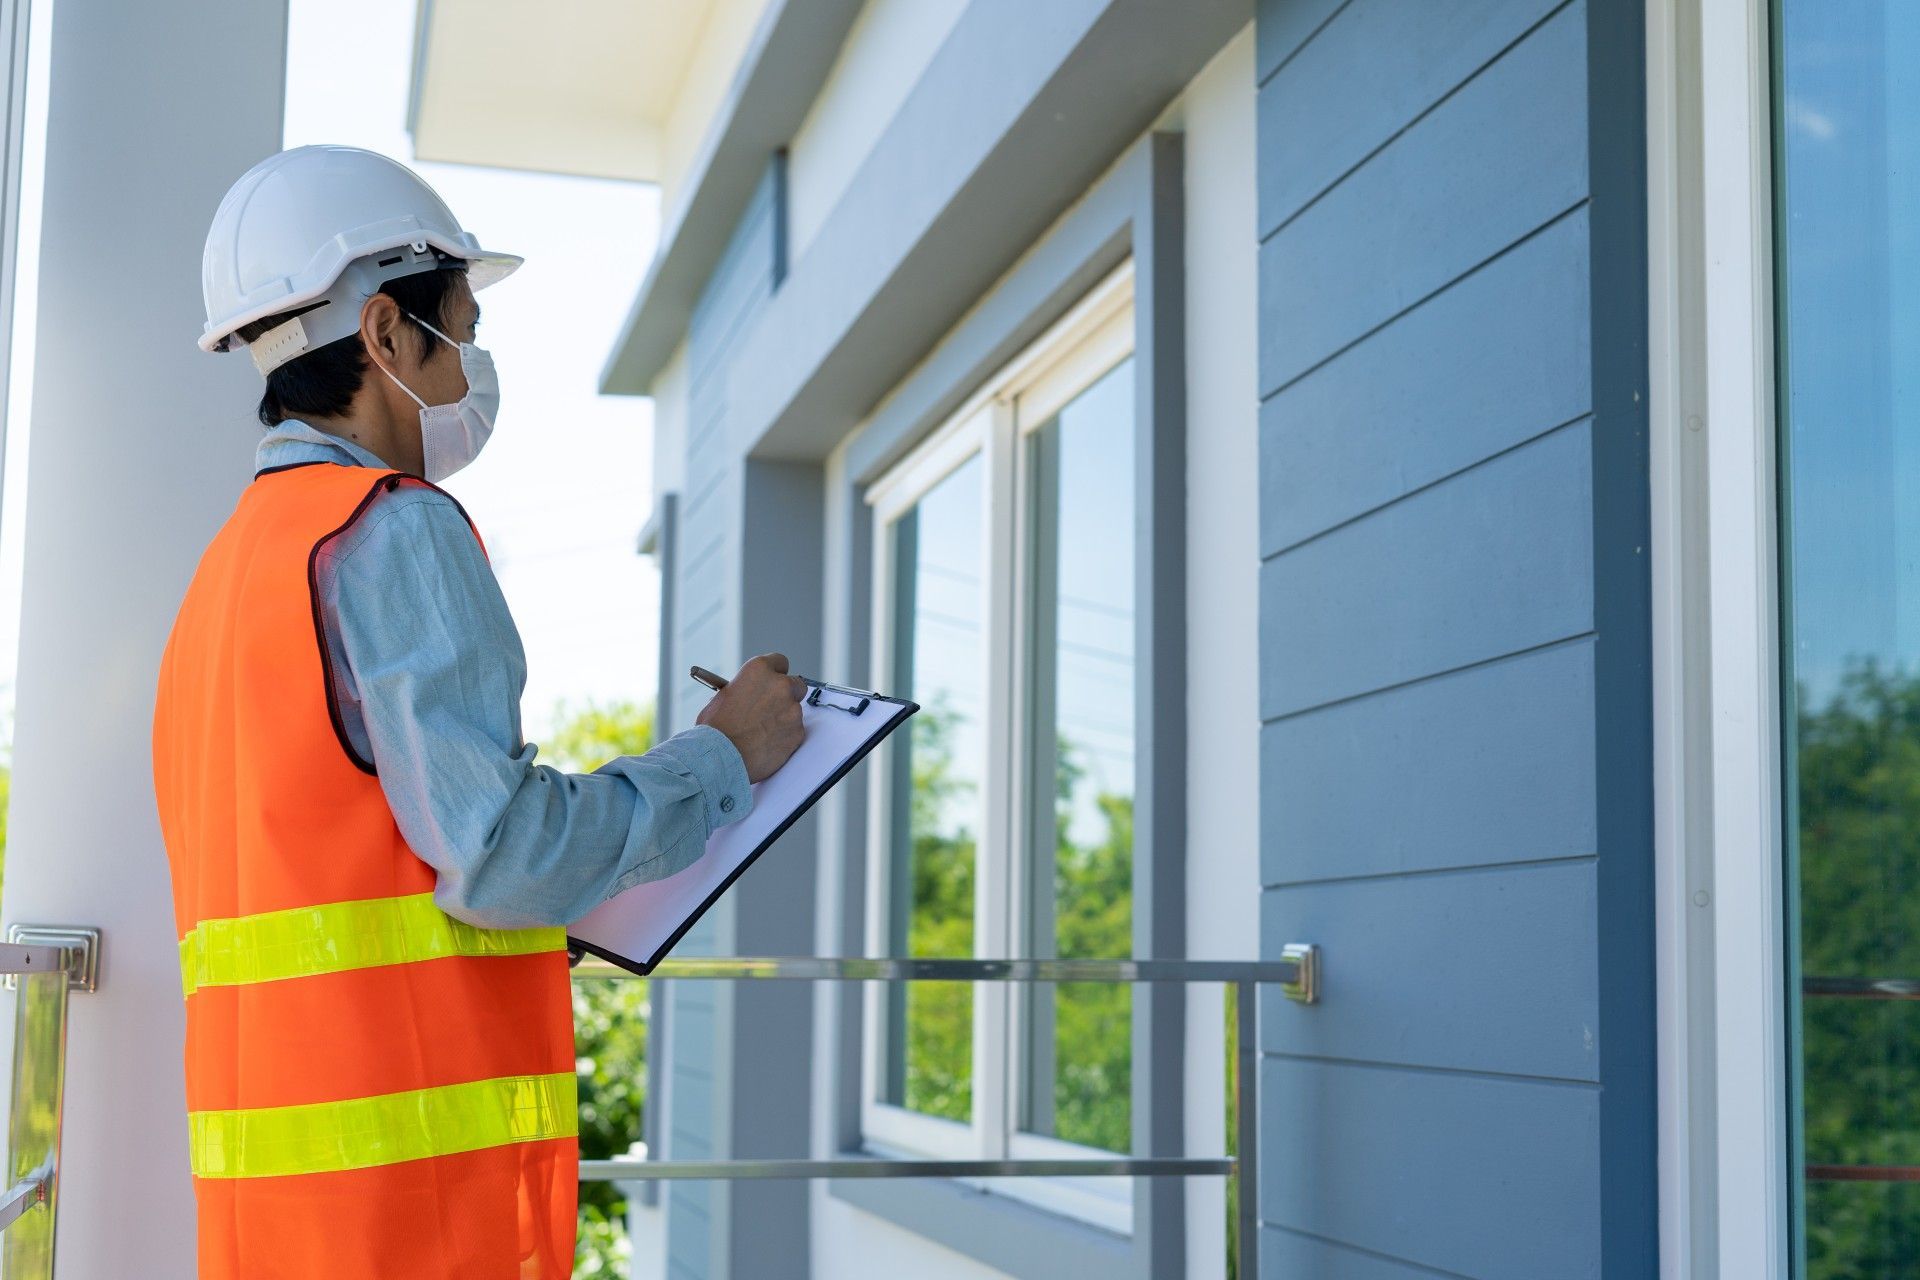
[315,484,753,929]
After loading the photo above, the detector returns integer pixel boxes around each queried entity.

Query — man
[151,144,804,1278]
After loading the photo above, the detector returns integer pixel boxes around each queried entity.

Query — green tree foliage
[1046,740,1132,1153]
[1797,660,1920,1276]
[544,699,655,1280]
[898,701,975,1121]
[899,701,1134,1156]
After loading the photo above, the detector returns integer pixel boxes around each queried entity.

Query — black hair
[234,261,467,429]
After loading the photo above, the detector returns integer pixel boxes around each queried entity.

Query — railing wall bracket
[2,926,101,994]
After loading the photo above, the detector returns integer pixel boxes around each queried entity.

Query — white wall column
[3,0,286,1272]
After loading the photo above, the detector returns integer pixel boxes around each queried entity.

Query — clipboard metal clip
[806,682,871,716]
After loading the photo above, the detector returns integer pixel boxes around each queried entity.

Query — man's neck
[300,414,408,473]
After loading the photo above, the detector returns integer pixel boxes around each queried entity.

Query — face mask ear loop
[373,355,429,411]
[372,311,449,410]
[406,311,459,349]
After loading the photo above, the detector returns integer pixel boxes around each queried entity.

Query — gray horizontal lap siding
[1254,0,1651,1277]
[664,162,785,1280]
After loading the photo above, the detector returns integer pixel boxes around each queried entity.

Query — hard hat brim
[464,251,522,292]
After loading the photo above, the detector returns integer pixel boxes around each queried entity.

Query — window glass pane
[884,452,985,1123]
[1021,356,1134,1152]
[1776,4,1920,1273]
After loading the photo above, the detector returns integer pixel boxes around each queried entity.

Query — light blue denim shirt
[255,418,751,929]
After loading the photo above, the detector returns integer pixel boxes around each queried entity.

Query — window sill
[828,1163,1141,1280]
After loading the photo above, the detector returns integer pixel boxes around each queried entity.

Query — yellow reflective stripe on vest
[179,892,564,996]
[189,1071,577,1179]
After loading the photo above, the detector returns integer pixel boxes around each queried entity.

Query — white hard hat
[199,144,522,375]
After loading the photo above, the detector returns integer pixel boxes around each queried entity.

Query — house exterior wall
[636,0,1660,1273]
[784,0,970,263]
[652,345,690,503]
[1253,0,1654,1275]
[3,1,289,1275]
[659,157,818,1280]
[644,15,1260,1277]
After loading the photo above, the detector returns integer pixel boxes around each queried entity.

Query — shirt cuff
[647,725,753,832]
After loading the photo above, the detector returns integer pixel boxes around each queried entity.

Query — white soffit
[409,0,712,182]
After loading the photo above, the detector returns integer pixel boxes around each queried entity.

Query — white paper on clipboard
[567,683,918,974]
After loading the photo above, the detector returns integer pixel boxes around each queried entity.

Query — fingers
[759,652,790,675]
[788,675,807,701]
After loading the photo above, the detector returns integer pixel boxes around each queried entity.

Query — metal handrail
[0,925,100,1279]
[569,954,1304,986]
[573,948,1320,1279]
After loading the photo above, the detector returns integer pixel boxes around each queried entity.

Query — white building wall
[801,23,1257,1280]
[1170,25,1258,1279]
[2,0,289,1274]
[783,0,969,264]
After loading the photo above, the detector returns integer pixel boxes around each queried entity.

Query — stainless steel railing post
[0,926,101,1280]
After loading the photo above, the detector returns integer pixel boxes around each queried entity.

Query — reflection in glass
[5,969,68,1279]
[1020,357,1135,1153]
[1778,4,1920,1273]
[884,453,985,1123]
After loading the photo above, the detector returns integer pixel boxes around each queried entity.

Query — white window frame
[860,262,1138,1232]
[1649,0,1789,1276]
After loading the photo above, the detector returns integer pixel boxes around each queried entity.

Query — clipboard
[567,681,919,975]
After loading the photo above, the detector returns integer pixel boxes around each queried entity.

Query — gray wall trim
[822,130,1189,1280]
[654,491,681,735]
[639,489,680,1209]
[721,0,1251,463]
[718,459,827,1279]
[600,0,865,395]
[1130,130,1188,1280]
[1582,0,1656,1271]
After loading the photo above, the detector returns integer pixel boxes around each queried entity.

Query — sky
[1778,2,1920,707]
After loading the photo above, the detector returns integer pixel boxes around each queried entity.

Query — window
[861,263,1137,1230]
[1775,3,1920,1274]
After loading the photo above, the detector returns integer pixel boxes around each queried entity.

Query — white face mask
[375,311,500,483]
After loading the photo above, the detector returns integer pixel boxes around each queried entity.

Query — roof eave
[598,0,866,396]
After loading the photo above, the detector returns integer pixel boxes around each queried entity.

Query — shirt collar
[254,418,396,476]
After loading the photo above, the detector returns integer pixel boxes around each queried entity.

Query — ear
[360,292,406,368]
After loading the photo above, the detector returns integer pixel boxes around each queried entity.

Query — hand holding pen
[691,654,807,782]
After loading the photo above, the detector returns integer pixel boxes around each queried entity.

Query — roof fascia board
[599,0,865,394]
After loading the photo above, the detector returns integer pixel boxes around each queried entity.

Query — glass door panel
[883,452,986,1124]
[1018,356,1136,1153]
[1777,3,1920,1273]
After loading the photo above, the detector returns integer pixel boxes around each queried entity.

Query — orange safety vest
[152,462,578,1279]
